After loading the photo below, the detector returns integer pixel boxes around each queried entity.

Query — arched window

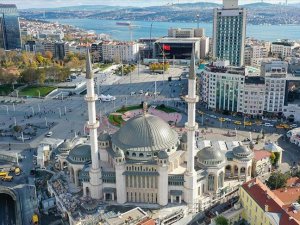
[208,174,215,191]
[132,152,136,157]
[139,153,144,158]
[218,172,224,188]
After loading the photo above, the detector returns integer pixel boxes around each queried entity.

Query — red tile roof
[254,150,272,161]
[242,178,300,225]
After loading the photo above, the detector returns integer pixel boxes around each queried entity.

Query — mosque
[54,48,254,213]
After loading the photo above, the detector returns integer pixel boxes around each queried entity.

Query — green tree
[13,125,22,133]
[215,216,228,225]
[270,152,276,165]
[266,172,290,190]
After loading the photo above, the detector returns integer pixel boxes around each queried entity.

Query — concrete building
[167,28,209,59]
[54,42,69,60]
[200,37,210,59]
[250,57,277,68]
[102,41,139,63]
[168,28,205,38]
[271,41,299,58]
[201,61,245,112]
[212,0,246,66]
[262,61,288,113]
[91,41,103,63]
[24,40,36,52]
[243,76,265,116]
[154,38,200,60]
[240,178,300,225]
[244,45,269,66]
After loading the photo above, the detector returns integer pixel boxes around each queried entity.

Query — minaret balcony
[86,121,100,129]
[185,123,198,131]
[184,95,199,103]
[85,95,98,102]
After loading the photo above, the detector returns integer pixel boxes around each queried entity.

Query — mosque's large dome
[111,113,178,153]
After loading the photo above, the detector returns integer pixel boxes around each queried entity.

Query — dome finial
[143,102,148,115]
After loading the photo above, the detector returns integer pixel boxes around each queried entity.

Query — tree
[270,152,276,165]
[44,51,53,60]
[13,125,22,133]
[215,216,228,225]
[266,172,290,190]
[0,67,20,85]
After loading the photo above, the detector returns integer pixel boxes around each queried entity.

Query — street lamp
[58,108,62,118]
[30,106,35,115]
[12,103,15,112]
[37,90,41,99]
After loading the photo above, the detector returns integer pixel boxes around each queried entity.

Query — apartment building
[240,178,300,225]
[244,45,269,66]
[243,76,265,115]
[102,41,139,63]
[271,41,299,58]
[201,60,245,112]
[262,61,288,113]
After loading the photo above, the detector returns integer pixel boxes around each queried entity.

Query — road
[0,193,16,225]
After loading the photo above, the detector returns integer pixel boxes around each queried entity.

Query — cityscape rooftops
[245,76,265,85]
[104,207,154,225]
[204,61,246,76]
[242,178,300,225]
[155,37,201,43]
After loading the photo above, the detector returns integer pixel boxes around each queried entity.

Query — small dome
[115,148,125,158]
[181,133,187,143]
[197,146,224,165]
[158,150,169,159]
[67,144,91,164]
[233,145,252,158]
[98,132,110,142]
[58,140,73,152]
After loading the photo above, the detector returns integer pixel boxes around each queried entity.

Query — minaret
[184,45,199,212]
[85,49,102,199]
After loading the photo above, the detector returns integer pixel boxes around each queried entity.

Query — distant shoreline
[44,18,300,42]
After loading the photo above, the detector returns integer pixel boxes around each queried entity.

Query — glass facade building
[0,4,22,50]
[212,0,246,67]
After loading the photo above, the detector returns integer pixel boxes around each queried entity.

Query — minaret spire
[184,44,199,212]
[85,48,102,199]
[86,48,93,79]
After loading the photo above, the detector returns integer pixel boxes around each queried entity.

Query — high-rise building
[213,0,246,66]
[262,61,287,113]
[0,4,21,50]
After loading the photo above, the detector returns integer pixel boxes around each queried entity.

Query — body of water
[49,18,300,41]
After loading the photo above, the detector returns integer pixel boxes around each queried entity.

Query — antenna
[196,14,200,29]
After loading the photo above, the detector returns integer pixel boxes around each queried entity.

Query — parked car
[263,123,274,127]
[45,131,53,137]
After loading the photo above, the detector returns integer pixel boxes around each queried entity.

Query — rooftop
[245,76,265,85]
[253,150,272,161]
[104,207,152,225]
[204,63,246,76]
[242,178,300,225]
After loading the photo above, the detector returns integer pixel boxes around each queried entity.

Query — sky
[1,0,300,9]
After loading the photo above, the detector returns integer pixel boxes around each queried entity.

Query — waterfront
[49,18,300,41]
